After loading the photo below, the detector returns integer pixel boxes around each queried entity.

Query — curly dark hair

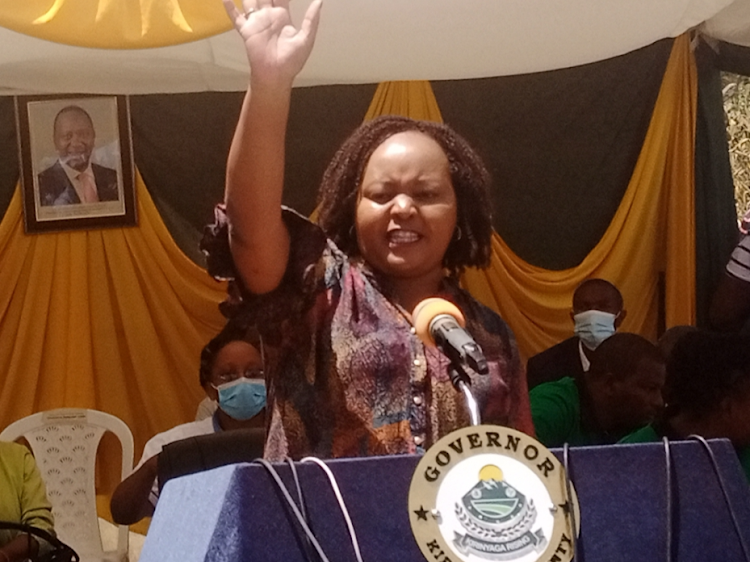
[664,331,750,419]
[198,322,261,387]
[316,115,494,275]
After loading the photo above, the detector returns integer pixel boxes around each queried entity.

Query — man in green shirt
[620,331,750,483]
[531,333,665,448]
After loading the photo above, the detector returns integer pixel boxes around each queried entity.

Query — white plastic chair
[0,408,134,562]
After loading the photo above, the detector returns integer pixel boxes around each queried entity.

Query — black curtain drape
[432,39,672,270]
[129,85,375,263]
[0,41,673,270]
[0,37,738,325]
[0,97,18,216]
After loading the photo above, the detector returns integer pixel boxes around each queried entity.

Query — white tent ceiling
[0,0,748,96]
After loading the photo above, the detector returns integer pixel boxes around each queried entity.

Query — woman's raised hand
[222,0,322,88]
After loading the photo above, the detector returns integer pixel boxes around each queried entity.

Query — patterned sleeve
[19,447,55,536]
[726,235,750,284]
[200,204,334,329]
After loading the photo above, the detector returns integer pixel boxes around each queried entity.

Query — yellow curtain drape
[362,37,696,361]
[0,170,227,489]
[0,0,239,48]
[462,35,696,359]
[364,81,444,123]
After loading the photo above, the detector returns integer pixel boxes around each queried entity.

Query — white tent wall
[0,0,742,95]
[705,0,750,46]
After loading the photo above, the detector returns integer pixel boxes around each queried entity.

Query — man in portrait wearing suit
[37,105,119,206]
[526,278,627,390]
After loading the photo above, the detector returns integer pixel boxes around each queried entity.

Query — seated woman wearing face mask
[110,323,266,525]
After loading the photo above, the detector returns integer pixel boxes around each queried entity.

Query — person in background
[709,210,750,332]
[110,323,266,524]
[0,440,55,561]
[656,325,697,361]
[531,332,665,448]
[526,278,626,390]
[203,0,533,461]
[620,330,750,482]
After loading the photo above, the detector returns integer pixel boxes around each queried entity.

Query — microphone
[412,298,488,375]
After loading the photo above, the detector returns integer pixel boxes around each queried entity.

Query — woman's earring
[454,226,463,241]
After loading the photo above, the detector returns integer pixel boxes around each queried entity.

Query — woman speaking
[203,0,533,460]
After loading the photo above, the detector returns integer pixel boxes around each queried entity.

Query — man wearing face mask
[110,323,266,525]
[526,278,626,390]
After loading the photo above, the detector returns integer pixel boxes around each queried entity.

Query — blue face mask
[574,310,618,350]
[213,378,266,421]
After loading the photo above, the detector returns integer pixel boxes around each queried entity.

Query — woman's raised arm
[221,0,322,293]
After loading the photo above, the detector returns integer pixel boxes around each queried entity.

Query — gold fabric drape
[462,35,696,359]
[0,0,237,48]
[0,33,696,509]
[364,81,444,123]
[0,171,227,488]
[364,37,696,361]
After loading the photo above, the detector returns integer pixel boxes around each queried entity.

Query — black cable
[662,437,673,562]
[0,521,78,562]
[562,443,578,562]
[688,435,750,561]
[253,459,331,562]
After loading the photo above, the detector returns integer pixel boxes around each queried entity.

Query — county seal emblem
[409,426,578,562]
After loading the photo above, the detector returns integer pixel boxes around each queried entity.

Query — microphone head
[412,297,466,346]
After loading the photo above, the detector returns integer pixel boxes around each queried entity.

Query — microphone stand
[422,307,487,427]
[448,364,482,426]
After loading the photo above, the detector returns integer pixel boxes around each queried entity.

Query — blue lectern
[139,439,750,562]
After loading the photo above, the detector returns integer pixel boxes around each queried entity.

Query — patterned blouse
[202,206,533,460]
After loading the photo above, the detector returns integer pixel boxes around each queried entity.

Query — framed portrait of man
[16,94,137,233]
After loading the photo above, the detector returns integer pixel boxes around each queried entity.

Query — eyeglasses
[213,368,265,385]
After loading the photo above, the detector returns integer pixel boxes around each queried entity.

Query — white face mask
[573,310,618,350]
